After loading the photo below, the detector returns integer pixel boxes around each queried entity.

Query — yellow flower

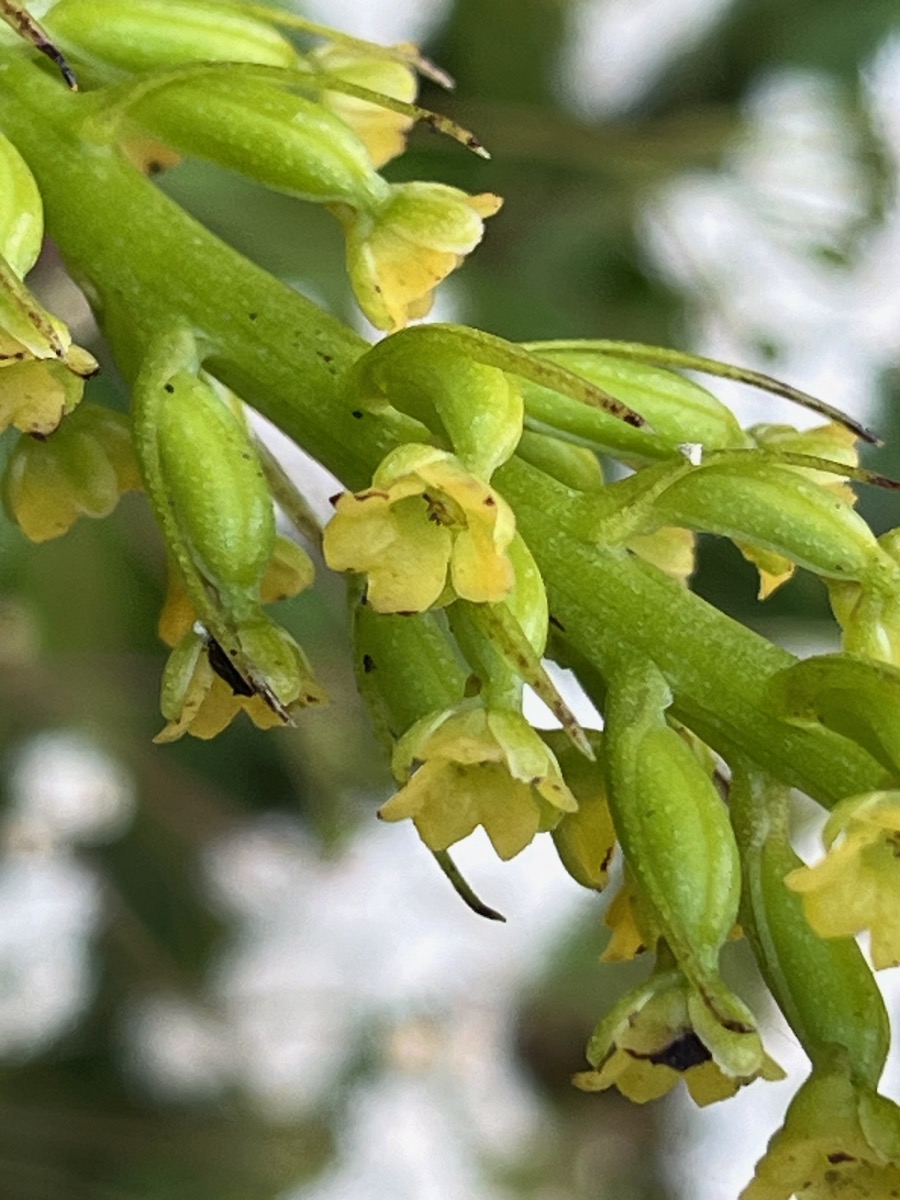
[156,617,326,743]
[378,703,577,860]
[786,790,900,970]
[323,444,516,613]
[336,182,502,330]
[574,965,783,1107]
[3,403,140,542]
[628,524,696,585]
[740,1059,900,1199]
[312,44,418,168]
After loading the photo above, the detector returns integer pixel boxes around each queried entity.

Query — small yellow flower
[786,790,900,970]
[3,403,140,542]
[336,182,502,331]
[323,444,516,613]
[574,966,782,1107]
[312,44,418,168]
[156,617,326,743]
[601,872,659,961]
[740,1059,900,1199]
[628,524,696,585]
[378,703,577,860]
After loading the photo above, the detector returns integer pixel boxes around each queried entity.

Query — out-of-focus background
[1,1,899,1196]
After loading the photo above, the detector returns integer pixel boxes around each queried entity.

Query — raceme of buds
[152,369,276,604]
[43,0,299,73]
[3,403,140,541]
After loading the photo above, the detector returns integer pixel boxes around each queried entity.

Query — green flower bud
[3,402,140,541]
[153,370,275,602]
[128,74,386,210]
[0,130,43,277]
[515,430,603,492]
[604,658,741,985]
[650,458,880,584]
[520,348,747,464]
[729,767,889,1085]
[350,335,523,479]
[44,0,298,73]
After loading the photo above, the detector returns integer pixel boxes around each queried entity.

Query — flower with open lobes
[574,957,784,1107]
[323,443,516,613]
[785,790,900,970]
[378,702,578,861]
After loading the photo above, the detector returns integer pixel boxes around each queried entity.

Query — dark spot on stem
[248,312,258,321]
[351,410,364,419]
[362,654,375,673]
[549,614,566,632]
[826,1153,856,1165]
[163,383,174,394]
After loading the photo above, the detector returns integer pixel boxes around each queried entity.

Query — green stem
[0,52,886,805]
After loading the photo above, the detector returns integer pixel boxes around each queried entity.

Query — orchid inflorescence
[0,3,898,1195]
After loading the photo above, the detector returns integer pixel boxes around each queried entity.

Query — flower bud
[767,652,900,777]
[543,729,615,890]
[154,370,275,601]
[44,0,298,72]
[128,74,386,210]
[604,658,741,984]
[650,458,880,584]
[521,348,747,464]
[3,403,139,541]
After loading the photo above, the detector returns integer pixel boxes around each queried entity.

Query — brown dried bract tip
[0,1,78,89]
